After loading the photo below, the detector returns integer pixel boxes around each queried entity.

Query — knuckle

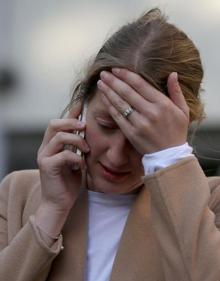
[49,119,58,130]
[131,125,139,136]
[138,119,150,133]
[157,100,171,116]
[37,157,47,169]
[36,155,41,166]
[62,149,71,158]
[120,85,134,100]
[117,99,126,111]
[160,98,170,110]
[56,131,65,142]
[112,110,122,121]
[146,110,159,123]
[37,149,43,164]
[119,85,130,99]
[60,150,73,166]
[37,144,43,154]
[133,76,145,91]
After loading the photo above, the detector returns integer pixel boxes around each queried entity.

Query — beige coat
[1,157,220,281]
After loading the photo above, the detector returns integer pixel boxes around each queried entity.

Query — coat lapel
[47,188,88,281]
[110,186,164,281]
[47,179,163,280]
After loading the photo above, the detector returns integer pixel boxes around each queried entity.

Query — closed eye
[98,122,117,130]
[95,116,118,131]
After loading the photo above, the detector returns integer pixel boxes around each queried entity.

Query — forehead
[88,89,111,117]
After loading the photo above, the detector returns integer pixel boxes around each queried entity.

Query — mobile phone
[73,100,88,156]
[64,100,88,170]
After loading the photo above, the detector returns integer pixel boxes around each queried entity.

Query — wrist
[35,202,71,238]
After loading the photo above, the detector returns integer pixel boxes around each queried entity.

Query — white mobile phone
[74,101,88,157]
[64,101,88,170]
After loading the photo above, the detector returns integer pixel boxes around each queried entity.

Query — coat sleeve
[0,172,63,281]
[144,157,220,281]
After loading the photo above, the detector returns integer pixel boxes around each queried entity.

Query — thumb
[167,72,189,118]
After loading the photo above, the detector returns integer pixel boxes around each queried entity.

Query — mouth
[99,162,130,182]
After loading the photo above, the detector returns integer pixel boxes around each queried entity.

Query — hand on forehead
[95,67,189,155]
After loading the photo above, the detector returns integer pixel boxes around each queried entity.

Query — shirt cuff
[141,142,194,176]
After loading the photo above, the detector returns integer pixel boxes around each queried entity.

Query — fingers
[97,68,190,154]
[41,131,90,157]
[99,69,189,121]
[98,79,153,142]
[100,92,135,139]
[40,118,86,149]
[167,72,189,119]
[97,71,155,123]
[97,79,140,119]
[38,117,90,172]
[97,70,166,129]
[99,71,152,112]
[38,149,86,171]
[111,68,164,103]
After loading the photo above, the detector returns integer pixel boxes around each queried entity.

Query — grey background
[0,0,220,179]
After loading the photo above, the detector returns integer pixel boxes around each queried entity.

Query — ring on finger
[121,106,134,119]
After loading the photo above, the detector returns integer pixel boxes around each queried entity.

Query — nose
[106,132,129,167]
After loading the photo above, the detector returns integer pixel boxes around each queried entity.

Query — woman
[1,8,220,281]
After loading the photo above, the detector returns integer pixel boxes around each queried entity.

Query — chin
[86,162,143,194]
[87,177,121,193]
[87,176,141,194]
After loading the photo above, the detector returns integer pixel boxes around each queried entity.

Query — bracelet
[36,223,62,240]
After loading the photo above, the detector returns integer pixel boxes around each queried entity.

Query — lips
[99,162,131,182]
[100,162,130,175]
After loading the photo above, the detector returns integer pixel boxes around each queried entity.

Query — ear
[66,101,83,119]
[167,72,189,117]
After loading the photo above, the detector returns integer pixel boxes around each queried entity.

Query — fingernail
[72,164,80,171]
[85,145,90,152]
[97,79,104,89]
[173,72,181,92]
[173,72,178,81]
[100,71,109,79]
[77,121,85,128]
[112,68,120,74]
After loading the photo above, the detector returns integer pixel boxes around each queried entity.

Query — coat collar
[109,186,163,281]
[48,187,163,281]
[47,187,88,281]
[48,180,163,280]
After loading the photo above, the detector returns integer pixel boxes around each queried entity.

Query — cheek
[130,152,143,171]
[85,124,105,157]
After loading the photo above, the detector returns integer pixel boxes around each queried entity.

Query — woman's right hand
[34,103,90,242]
[37,102,90,213]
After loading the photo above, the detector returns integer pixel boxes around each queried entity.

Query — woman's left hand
[97,68,190,155]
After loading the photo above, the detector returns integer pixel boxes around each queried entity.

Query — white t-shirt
[85,191,136,281]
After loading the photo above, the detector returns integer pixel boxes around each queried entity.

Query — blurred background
[0,0,220,180]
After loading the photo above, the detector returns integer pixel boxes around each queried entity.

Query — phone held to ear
[64,100,88,171]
